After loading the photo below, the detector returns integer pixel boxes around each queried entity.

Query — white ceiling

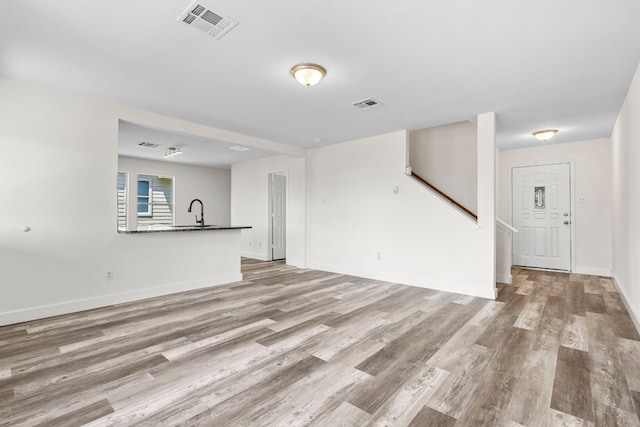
[1,0,639,152]
[118,121,274,169]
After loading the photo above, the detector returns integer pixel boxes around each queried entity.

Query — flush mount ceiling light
[163,147,183,158]
[532,129,558,141]
[229,146,250,152]
[290,63,326,87]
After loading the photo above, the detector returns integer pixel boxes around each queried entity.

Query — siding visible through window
[136,174,174,228]
[117,172,127,230]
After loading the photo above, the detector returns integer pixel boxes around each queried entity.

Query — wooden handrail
[410,171,478,221]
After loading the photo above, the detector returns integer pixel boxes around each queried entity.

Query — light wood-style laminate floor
[1,260,640,426]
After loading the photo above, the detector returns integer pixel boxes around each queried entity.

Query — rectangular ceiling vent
[351,98,382,110]
[138,142,160,148]
[178,1,238,40]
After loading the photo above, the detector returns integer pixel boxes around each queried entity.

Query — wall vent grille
[138,142,161,148]
[178,1,238,40]
[351,98,383,110]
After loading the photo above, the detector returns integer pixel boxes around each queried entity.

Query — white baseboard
[574,266,611,277]
[611,276,640,335]
[285,258,305,269]
[241,251,268,261]
[307,262,496,300]
[496,273,513,285]
[0,273,242,327]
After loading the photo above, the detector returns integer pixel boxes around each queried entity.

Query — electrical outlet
[106,270,113,280]
[376,252,381,261]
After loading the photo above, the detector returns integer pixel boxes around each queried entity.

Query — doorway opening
[268,172,287,261]
[511,162,573,272]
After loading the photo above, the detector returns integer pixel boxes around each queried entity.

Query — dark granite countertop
[118,225,252,234]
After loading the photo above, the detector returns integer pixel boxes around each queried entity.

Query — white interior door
[512,163,571,271]
[270,174,286,261]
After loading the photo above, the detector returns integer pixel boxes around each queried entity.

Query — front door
[512,163,571,271]
[270,173,286,261]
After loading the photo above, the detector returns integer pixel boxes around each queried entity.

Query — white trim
[308,262,496,300]
[611,276,640,336]
[513,265,570,274]
[241,251,268,261]
[496,273,513,284]
[509,160,576,273]
[574,267,611,277]
[171,175,176,226]
[0,273,242,327]
[267,170,288,261]
[285,258,305,269]
[496,218,517,233]
[136,177,153,216]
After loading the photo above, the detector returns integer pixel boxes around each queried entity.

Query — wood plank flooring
[1,261,640,426]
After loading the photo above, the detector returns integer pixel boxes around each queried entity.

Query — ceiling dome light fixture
[290,63,326,87]
[532,129,558,141]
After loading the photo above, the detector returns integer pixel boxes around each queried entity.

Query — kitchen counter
[118,225,251,234]
[107,225,248,312]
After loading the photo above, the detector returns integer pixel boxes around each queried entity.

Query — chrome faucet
[188,199,204,227]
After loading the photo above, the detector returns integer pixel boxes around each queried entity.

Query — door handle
[564,220,570,225]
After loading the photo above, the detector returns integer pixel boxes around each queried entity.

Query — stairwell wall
[611,61,640,330]
[306,118,496,299]
[409,121,478,213]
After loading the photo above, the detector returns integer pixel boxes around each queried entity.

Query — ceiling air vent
[138,142,160,148]
[351,98,382,110]
[178,1,238,40]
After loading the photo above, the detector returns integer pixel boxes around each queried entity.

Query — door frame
[267,170,288,261]
[508,160,576,273]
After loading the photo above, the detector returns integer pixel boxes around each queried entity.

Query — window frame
[137,178,153,217]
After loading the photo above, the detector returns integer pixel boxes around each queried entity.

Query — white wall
[496,226,513,284]
[611,62,640,329]
[0,77,288,325]
[231,155,306,267]
[409,121,478,213]
[305,119,496,299]
[497,138,612,276]
[118,156,231,227]
[0,76,501,325]
[495,147,513,284]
